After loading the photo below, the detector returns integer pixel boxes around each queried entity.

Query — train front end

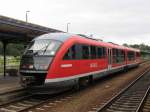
[19,34,62,88]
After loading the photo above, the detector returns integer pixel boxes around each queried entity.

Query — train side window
[75,44,82,59]
[90,46,97,59]
[82,45,90,59]
[97,47,103,58]
[71,45,76,59]
[63,45,76,60]
[112,49,117,63]
[63,49,71,60]
[103,47,106,57]
[127,51,135,61]
[118,50,125,63]
[112,49,125,64]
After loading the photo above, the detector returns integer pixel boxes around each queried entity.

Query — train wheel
[73,83,80,91]
[79,76,93,88]
[73,76,93,90]
[89,75,93,84]
[79,77,89,87]
[124,66,128,72]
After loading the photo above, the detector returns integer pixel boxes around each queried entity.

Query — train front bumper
[20,71,77,94]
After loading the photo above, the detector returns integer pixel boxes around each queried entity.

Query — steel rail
[136,86,150,112]
[97,67,150,112]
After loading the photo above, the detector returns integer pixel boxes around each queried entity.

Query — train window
[112,49,125,64]
[90,46,97,59]
[103,47,106,57]
[97,47,103,58]
[71,45,76,59]
[82,45,90,59]
[25,39,62,56]
[128,51,135,61]
[119,50,125,63]
[63,45,76,60]
[63,49,71,60]
[112,49,117,63]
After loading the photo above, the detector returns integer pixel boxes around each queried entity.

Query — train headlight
[21,64,34,69]
[29,65,34,69]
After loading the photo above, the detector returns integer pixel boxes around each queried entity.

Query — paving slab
[0,74,23,94]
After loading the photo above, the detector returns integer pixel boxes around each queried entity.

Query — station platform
[0,74,22,94]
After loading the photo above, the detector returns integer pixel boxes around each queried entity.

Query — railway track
[0,61,149,112]
[0,88,30,105]
[0,89,74,112]
[141,92,150,112]
[97,68,150,112]
[0,95,49,112]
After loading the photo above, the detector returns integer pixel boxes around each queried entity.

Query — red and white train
[20,33,140,91]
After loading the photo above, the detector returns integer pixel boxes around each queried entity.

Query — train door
[108,48,112,70]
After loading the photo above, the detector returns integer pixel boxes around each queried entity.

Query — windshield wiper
[42,42,51,55]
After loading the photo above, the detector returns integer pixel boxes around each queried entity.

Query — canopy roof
[0,15,62,43]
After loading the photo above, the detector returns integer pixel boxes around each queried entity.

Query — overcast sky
[0,0,150,45]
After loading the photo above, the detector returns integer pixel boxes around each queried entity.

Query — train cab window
[63,45,76,60]
[25,39,62,56]
[90,46,97,59]
[82,45,90,59]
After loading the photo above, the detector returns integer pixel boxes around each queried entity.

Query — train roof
[123,46,140,52]
[77,35,140,52]
[34,33,140,52]
[34,33,73,42]
[76,35,129,50]
[101,41,140,52]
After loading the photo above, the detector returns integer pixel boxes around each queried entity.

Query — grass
[0,56,20,73]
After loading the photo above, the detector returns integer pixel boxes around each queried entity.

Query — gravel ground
[29,62,150,112]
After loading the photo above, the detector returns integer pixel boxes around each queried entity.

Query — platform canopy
[0,15,63,77]
[0,15,62,43]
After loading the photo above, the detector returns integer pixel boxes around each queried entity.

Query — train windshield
[24,39,62,56]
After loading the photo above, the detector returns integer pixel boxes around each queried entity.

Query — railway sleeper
[108,106,137,111]
[111,103,137,108]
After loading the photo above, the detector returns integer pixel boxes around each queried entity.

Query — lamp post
[67,23,70,32]
[26,11,30,22]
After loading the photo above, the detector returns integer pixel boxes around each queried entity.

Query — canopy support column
[2,41,7,77]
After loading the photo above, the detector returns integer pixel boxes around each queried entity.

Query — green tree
[0,42,25,56]
[123,43,150,52]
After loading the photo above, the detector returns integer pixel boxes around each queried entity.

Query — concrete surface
[0,74,22,94]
